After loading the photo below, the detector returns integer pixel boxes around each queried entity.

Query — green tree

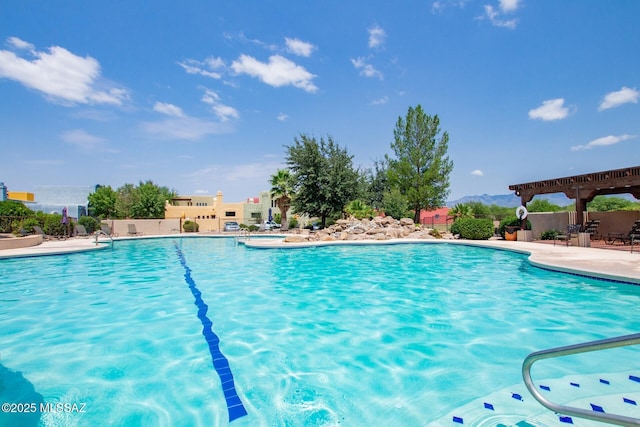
[386,105,454,223]
[527,199,562,213]
[88,185,117,218]
[131,180,174,218]
[269,169,295,231]
[0,200,33,217]
[587,195,634,212]
[115,183,137,218]
[286,134,360,227]
[363,159,390,211]
[382,188,411,219]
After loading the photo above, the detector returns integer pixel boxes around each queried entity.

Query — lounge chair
[554,224,582,246]
[74,224,90,238]
[100,224,113,236]
[606,219,640,245]
[127,224,142,236]
[583,219,601,241]
[33,225,51,240]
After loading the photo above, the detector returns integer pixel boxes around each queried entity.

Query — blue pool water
[1,237,639,426]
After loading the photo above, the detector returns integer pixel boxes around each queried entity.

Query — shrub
[289,218,298,229]
[455,218,494,240]
[248,225,259,232]
[540,229,560,240]
[78,216,99,233]
[498,215,531,238]
[183,220,199,232]
[429,229,442,239]
[450,220,461,235]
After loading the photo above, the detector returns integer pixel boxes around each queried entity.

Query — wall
[528,211,640,239]
[102,219,182,236]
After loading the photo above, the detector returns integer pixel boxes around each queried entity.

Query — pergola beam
[508,166,640,227]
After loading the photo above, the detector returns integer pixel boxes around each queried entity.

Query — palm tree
[269,169,295,231]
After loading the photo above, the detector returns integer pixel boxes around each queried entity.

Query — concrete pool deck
[0,235,638,284]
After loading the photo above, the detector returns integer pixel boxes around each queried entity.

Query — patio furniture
[583,219,601,241]
[74,224,90,237]
[554,224,582,246]
[127,224,142,236]
[606,219,640,245]
[32,225,51,240]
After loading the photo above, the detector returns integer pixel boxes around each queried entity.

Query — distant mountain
[447,193,572,208]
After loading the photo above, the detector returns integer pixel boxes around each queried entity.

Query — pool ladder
[94,230,114,248]
[522,332,640,426]
[235,228,251,245]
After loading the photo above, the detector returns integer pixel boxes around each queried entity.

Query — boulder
[400,218,414,226]
[284,235,308,243]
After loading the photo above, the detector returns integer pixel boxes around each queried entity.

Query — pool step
[434,371,640,426]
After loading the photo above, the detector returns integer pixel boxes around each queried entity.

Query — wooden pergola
[509,166,640,226]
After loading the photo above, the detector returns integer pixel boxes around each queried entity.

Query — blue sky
[1,1,638,203]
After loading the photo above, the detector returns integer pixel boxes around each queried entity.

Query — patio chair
[553,224,582,246]
[74,224,90,238]
[32,225,51,240]
[127,224,142,236]
[583,219,601,241]
[607,219,640,245]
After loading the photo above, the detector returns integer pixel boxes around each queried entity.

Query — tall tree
[88,185,117,218]
[131,180,176,218]
[286,134,359,227]
[386,105,453,223]
[364,159,390,210]
[269,169,295,231]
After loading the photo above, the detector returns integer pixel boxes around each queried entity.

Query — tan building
[165,190,282,232]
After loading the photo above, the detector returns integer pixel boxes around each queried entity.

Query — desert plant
[455,218,494,240]
[183,220,199,232]
[540,229,560,240]
[498,215,531,238]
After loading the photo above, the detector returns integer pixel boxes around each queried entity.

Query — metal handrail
[522,333,640,426]
[235,228,250,245]
[94,230,114,248]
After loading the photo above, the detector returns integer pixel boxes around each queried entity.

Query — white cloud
[432,0,470,13]
[368,25,386,48]
[141,116,231,140]
[477,4,518,29]
[178,57,225,79]
[153,102,185,117]
[60,129,116,152]
[471,169,484,176]
[0,37,129,105]
[598,86,639,111]
[351,57,383,79]
[7,36,34,51]
[499,0,519,12]
[277,113,288,121]
[231,54,318,93]
[528,98,572,121]
[285,38,315,57]
[571,134,636,151]
[371,96,389,105]
[201,89,239,121]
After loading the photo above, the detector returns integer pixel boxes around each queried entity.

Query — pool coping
[1,234,639,285]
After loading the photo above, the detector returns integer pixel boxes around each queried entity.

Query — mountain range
[447,193,636,208]
[447,193,573,208]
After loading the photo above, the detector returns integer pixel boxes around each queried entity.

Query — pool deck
[0,235,639,284]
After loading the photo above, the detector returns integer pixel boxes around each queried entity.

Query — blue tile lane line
[175,244,248,422]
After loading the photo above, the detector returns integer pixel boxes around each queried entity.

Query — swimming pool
[1,237,639,426]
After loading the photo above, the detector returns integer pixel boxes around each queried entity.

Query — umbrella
[61,207,68,237]
[268,208,273,222]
